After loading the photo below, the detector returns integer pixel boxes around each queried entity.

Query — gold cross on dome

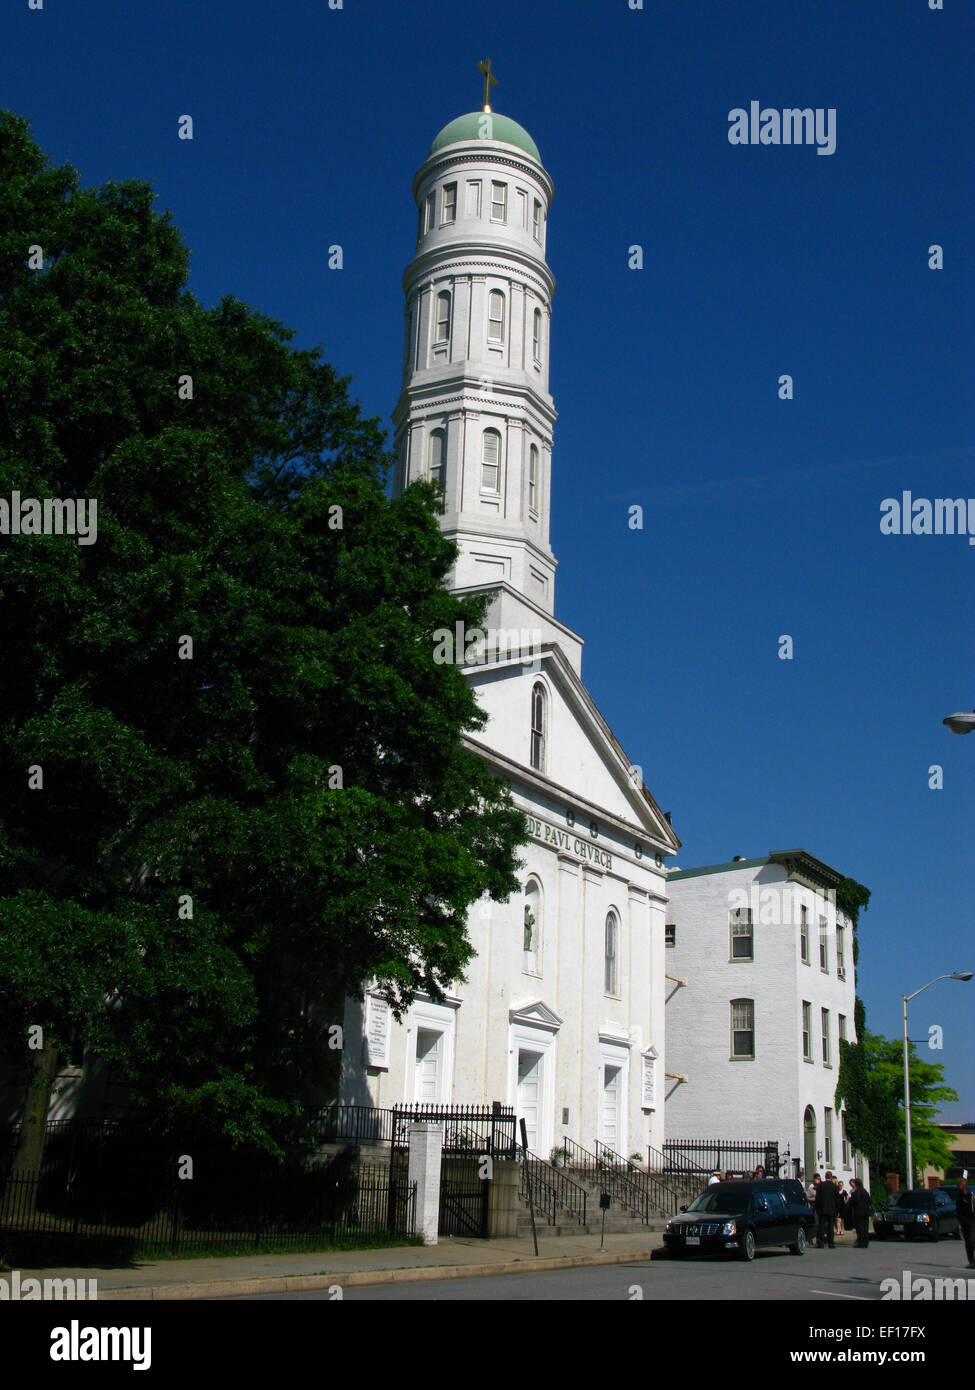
[479,58,497,112]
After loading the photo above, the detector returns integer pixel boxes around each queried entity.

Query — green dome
[429,112,541,163]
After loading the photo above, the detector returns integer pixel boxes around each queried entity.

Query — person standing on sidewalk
[956,1176,975,1268]
[815,1171,837,1248]
[847,1177,871,1248]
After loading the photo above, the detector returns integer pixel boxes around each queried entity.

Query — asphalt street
[235,1234,975,1300]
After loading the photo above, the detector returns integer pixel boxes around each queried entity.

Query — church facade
[339,94,681,1159]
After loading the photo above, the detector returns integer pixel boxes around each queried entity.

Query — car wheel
[789,1225,806,1256]
[740,1228,756,1261]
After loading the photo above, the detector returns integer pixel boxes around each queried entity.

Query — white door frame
[508,1002,561,1158]
[598,1036,631,1157]
[406,998,457,1104]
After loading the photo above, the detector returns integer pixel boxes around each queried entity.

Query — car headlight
[917,1214,929,1223]
[721,1220,737,1236]
[665,1220,673,1231]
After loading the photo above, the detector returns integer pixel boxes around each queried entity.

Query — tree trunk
[10,1040,59,1211]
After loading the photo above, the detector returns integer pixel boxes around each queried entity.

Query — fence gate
[438,1153,490,1239]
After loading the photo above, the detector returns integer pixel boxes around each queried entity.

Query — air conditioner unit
[837,967,846,980]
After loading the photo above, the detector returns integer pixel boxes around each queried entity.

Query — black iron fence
[0,1160,416,1265]
[663,1138,781,1177]
[391,1103,517,1159]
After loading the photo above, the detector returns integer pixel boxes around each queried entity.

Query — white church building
[340,87,681,1159]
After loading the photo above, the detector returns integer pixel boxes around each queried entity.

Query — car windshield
[887,1191,934,1209]
[685,1187,752,1214]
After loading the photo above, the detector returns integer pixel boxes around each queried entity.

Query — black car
[873,1188,959,1242]
[663,1179,814,1261]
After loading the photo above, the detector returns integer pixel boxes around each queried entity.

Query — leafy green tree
[0,110,526,1181]
[837,1030,958,1185]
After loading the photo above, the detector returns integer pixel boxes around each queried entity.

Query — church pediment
[509,999,563,1033]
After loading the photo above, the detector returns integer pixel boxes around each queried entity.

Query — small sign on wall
[641,1046,657,1110]
[364,995,390,1069]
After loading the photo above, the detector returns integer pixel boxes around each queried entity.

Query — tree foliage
[0,111,526,1155]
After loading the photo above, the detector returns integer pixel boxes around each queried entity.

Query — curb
[94,1245,661,1300]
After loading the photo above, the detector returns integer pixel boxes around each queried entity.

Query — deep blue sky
[4,1,973,1121]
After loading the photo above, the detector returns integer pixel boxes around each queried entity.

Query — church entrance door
[600,1063,623,1153]
[517,1050,544,1153]
[415,1028,443,1102]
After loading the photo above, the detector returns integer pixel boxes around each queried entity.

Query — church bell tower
[392,63,558,616]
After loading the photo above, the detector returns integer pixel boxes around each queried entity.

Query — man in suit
[814,1170,838,1248]
[955,1176,975,1269]
[847,1177,871,1247]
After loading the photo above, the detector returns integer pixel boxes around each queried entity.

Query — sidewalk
[1,1226,670,1300]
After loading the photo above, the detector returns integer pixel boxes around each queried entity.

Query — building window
[524,879,541,972]
[731,999,755,1059]
[487,290,506,344]
[434,290,451,345]
[441,183,456,224]
[819,916,828,971]
[841,1113,850,1168]
[839,1013,847,1044]
[528,445,539,514]
[836,925,846,978]
[517,188,528,229]
[425,192,436,232]
[800,904,809,963]
[665,923,676,947]
[821,1008,830,1065]
[490,181,507,222]
[532,308,542,364]
[802,1001,812,1061]
[604,911,619,995]
[480,428,501,494]
[533,199,543,241]
[729,907,753,960]
[428,429,445,486]
[530,681,546,771]
[466,180,481,217]
[824,1107,833,1166]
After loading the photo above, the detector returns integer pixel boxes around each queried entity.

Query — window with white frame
[530,681,546,771]
[528,445,539,514]
[802,1001,812,1060]
[836,924,846,977]
[604,911,619,995]
[434,290,451,345]
[729,907,753,960]
[821,1007,830,1065]
[428,429,444,486]
[466,180,481,217]
[480,428,501,494]
[819,916,829,971]
[824,1107,833,1165]
[487,290,505,344]
[533,199,543,241]
[838,1013,847,1044]
[800,904,809,963]
[731,998,755,1058]
[441,183,456,224]
[425,192,436,232]
[490,181,507,222]
[841,1113,850,1167]
[532,308,542,364]
[517,188,528,229]
[665,923,676,947]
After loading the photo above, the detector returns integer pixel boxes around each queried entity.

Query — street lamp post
[901,972,973,1187]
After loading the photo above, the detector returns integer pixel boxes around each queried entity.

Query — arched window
[530,681,546,771]
[488,290,506,344]
[524,879,541,970]
[435,290,451,345]
[532,308,542,363]
[604,911,619,994]
[428,429,445,485]
[481,429,501,494]
[528,445,539,514]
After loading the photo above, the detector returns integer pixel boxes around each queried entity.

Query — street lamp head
[950,972,974,982]
[943,710,975,734]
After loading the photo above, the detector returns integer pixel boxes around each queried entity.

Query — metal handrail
[559,1137,679,1220]
[519,1151,588,1226]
